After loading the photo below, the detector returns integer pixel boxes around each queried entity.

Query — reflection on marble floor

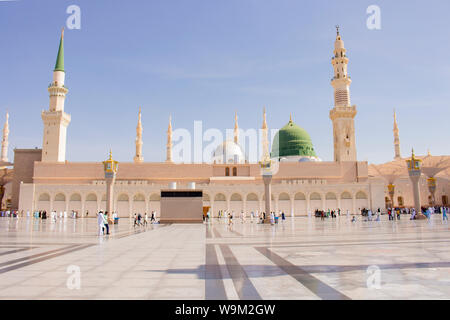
[0,215,449,299]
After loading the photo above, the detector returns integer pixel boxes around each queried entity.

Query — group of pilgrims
[206,210,287,225]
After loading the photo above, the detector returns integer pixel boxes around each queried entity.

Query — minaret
[261,107,269,161]
[329,26,357,162]
[1,112,9,162]
[234,112,239,144]
[134,107,144,163]
[393,109,401,160]
[166,115,173,162]
[41,28,71,162]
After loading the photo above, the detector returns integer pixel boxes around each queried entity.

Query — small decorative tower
[261,107,269,161]
[134,107,144,163]
[393,109,401,160]
[234,112,239,144]
[41,28,71,162]
[166,115,173,162]
[1,112,9,163]
[329,26,357,162]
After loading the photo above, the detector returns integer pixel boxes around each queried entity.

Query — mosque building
[4,28,449,217]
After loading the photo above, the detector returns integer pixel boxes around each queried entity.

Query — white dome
[212,140,245,164]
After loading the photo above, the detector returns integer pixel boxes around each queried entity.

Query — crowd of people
[208,210,287,226]
[132,211,158,227]
[0,209,82,219]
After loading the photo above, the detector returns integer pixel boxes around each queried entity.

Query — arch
[341,191,352,199]
[232,167,237,176]
[355,191,369,211]
[278,193,290,201]
[355,191,368,199]
[38,193,50,201]
[70,193,81,201]
[443,195,448,206]
[149,193,161,201]
[325,192,337,200]
[397,196,404,207]
[225,167,230,176]
[214,193,226,201]
[310,192,321,200]
[230,193,242,201]
[133,193,145,201]
[294,192,306,200]
[246,193,258,201]
[86,193,97,201]
[54,193,66,201]
[117,194,129,201]
[294,192,306,216]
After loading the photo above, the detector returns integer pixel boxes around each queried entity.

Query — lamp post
[406,149,425,219]
[103,150,118,224]
[260,156,273,223]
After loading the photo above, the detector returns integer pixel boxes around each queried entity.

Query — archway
[149,193,161,218]
[214,193,227,217]
[355,191,368,211]
[325,192,337,211]
[230,193,243,214]
[341,191,353,213]
[310,192,322,211]
[246,193,259,214]
[53,193,66,213]
[278,193,290,215]
[85,193,98,216]
[133,193,146,215]
[117,193,130,218]
[69,193,82,213]
[294,192,306,216]
[37,193,51,212]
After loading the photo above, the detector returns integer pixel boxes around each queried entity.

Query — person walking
[281,211,286,223]
[144,212,148,226]
[151,211,156,223]
[103,211,110,235]
[442,207,448,221]
[97,211,105,236]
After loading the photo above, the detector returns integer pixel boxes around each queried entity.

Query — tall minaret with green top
[41,28,71,162]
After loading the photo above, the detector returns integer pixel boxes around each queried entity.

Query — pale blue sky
[1,0,449,164]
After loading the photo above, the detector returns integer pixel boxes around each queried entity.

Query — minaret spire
[261,107,269,161]
[393,109,401,160]
[166,115,173,162]
[41,28,71,162]
[1,112,9,163]
[329,27,357,162]
[234,112,239,144]
[54,27,65,72]
[134,107,144,163]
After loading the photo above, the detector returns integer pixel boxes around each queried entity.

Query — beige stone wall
[11,149,42,210]
[32,160,368,184]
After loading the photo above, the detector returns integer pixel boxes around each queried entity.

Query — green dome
[271,118,317,158]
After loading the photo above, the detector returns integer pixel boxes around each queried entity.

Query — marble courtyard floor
[0,215,449,300]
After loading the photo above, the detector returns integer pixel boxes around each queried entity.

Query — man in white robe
[98,211,105,235]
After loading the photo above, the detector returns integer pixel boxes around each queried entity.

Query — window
[232,167,237,176]
[225,167,230,176]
